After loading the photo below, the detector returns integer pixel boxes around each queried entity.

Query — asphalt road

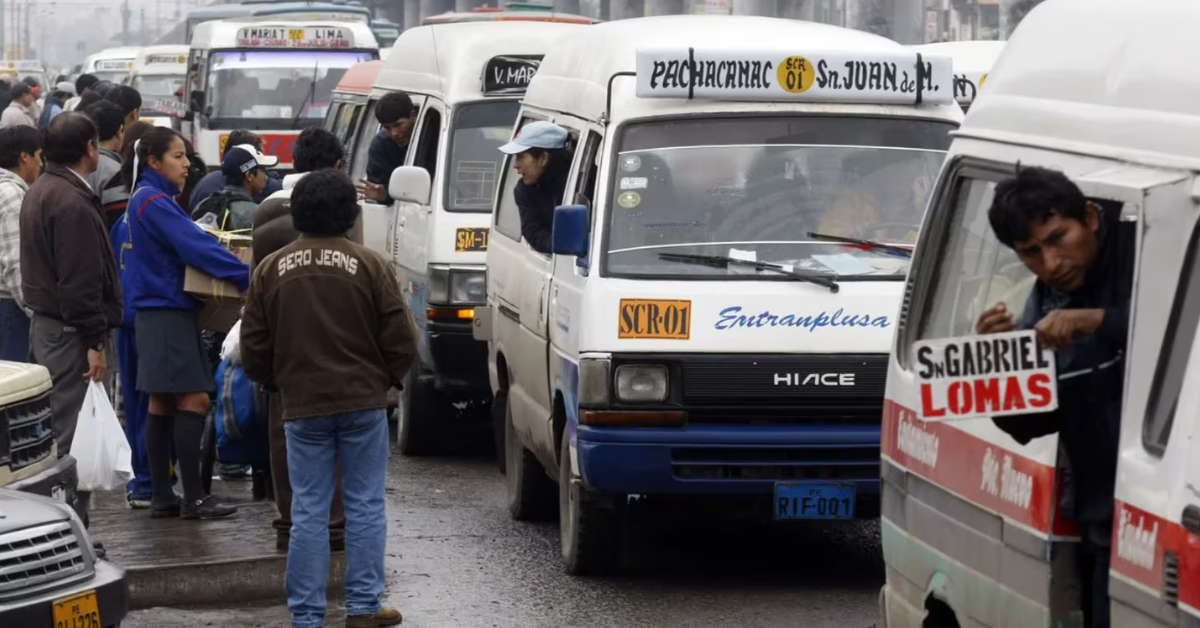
[126,435,884,628]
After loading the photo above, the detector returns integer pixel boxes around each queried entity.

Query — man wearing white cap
[193,143,279,231]
[498,121,570,254]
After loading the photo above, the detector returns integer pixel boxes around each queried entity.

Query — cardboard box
[184,229,252,333]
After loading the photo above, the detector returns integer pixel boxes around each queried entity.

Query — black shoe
[181,496,238,520]
[150,499,182,519]
[217,463,251,481]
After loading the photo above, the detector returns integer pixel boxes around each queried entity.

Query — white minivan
[881,0,1200,626]
[477,14,962,574]
[374,21,586,455]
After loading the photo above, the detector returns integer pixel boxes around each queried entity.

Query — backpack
[214,358,268,465]
[192,190,252,231]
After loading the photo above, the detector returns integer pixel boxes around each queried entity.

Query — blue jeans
[284,408,389,628]
[117,327,152,499]
[0,298,29,362]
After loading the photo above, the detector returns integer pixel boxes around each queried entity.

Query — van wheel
[559,428,621,575]
[398,369,441,456]
[492,391,507,474]
[505,396,554,520]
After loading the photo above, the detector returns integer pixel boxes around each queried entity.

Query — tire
[398,368,442,456]
[559,428,621,575]
[492,391,507,474]
[505,396,555,520]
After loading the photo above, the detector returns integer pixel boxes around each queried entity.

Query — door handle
[1184,505,1200,535]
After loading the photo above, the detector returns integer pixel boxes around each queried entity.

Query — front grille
[671,446,879,481]
[687,405,882,426]
[6,392,54,471]
[681,355,888,404]
[0,522,87,594]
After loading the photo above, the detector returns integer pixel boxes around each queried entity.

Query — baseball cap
[498,121,568,154]
[221,143,279,178]
[56,81,76,95]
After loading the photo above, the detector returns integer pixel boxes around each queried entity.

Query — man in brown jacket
[251,127,349,552]
[21,112,121,457]
[241,169,415,628]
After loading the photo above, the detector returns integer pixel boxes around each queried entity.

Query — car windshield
[133,74,185,100]
[207,50,374,129]
[445,101,521,212]
[604,116,953,280]
[91,70,129,84]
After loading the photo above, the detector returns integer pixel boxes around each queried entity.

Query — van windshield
[604,116,954,280]
[207,50,375,129]
[133,74,185,100]
[445,101,521,212]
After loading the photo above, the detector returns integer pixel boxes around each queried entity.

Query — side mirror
[189,90,205,112]
[552,204,589,257]
[388,166,431,205]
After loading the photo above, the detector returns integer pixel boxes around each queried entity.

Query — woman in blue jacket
[123,127,250,520]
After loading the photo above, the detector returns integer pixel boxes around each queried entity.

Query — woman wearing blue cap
[498,121,570,254]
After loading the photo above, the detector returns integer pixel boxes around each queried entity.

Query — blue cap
[498,121,568,154]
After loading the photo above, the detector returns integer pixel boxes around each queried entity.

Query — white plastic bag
[70,381,134,491]
[221,319,242,364]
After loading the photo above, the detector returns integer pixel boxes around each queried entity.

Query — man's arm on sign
[1034,308,1104,351]
[975,303,1017,335]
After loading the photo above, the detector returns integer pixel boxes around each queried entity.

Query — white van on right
[882,0,1200,627]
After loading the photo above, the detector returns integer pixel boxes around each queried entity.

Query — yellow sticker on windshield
[618,191,641,209]
[618,299,691,340]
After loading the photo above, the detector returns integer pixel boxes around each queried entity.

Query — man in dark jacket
[250,127,348,553]
[241,169,415,628]
[358,92,415,203]
[975,167,1131,628]
[193,143,277,231]
[498,121,570,254]
[20,112,122,456]
[81,101,127,229]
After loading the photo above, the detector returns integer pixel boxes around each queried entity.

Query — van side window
[1143,218,1200,454]
[323,102,342,132]
[917,176,1034,341]
[413,106,442,180]
[349,100,380,184]
[495,116,542,240]
[575,131,602,209]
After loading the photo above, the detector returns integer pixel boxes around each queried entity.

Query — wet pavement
[124,434,884,628]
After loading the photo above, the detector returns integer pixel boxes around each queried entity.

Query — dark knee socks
[146,414,175,504]
[174,410,207,503]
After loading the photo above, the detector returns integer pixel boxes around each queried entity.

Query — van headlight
[428,267,487,305]
[614,365,668,403]
[450,270,487,304]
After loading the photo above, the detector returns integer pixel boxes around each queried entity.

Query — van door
[354,94,426,260]
[549,127,603,459]
[1108,171,1200,628]
[394,100,444,327]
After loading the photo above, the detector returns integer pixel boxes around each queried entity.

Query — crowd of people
[0,75,421,627]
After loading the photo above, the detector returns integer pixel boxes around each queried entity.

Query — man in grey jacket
[81,101,127,229]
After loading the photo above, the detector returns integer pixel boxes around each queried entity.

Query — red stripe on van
[1110,499,1200,613]
[881,399,1069,535]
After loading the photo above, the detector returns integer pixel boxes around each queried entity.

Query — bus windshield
[604,116,954,280]
[207,49,375,129]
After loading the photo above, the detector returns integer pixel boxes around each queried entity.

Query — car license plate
[774,483,856,520]
[53,590,100,628]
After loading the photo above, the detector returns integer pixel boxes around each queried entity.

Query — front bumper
[576,423,881,500]
[0,558,128,628]
[9,455,82,522]
[425,320,491,392]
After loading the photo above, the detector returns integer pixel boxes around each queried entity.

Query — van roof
[88,47,141,62]
[962,0,1200,170]
[375,21,583,103]
[526,15,962,123]
[421,10,597,25]
[335,59,383,96]
[190,18,379,50]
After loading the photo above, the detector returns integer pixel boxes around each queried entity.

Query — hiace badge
[912,329,1058,422]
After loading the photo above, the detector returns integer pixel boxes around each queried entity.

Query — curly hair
[291,169,359,236]
[292,127,343,173]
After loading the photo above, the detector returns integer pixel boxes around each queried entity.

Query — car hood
[0,488,71,534]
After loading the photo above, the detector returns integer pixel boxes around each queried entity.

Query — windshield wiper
[658,252,839,293]
[291,61,320,130]
[806,232,913,257]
